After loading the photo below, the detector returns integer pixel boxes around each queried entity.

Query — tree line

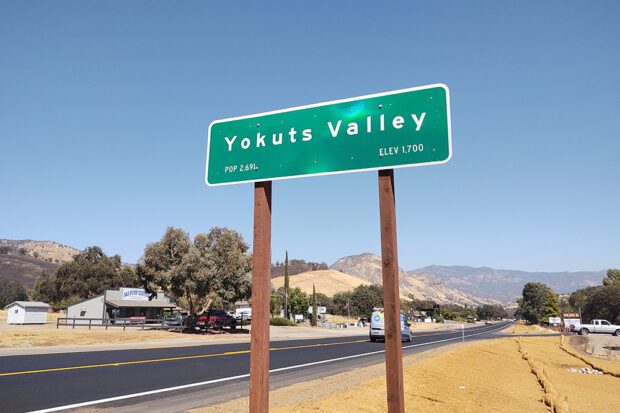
[0,279,29,308]
[31,227,252,312]
[517,269,620,324]
[269,281,508,322]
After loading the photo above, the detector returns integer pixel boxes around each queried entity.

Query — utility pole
[284,250,289,319]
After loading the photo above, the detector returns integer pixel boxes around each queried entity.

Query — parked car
[571,319,620,336]
[196,310,237,331]
[369,309,412,342]
[162,314,185,326]
[235,307,252,321]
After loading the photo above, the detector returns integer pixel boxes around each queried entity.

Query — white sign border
[205,83,452,187]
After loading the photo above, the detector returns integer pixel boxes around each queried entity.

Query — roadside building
[410,310,427,323]
[5,301,50,324]
[67,287,177,325]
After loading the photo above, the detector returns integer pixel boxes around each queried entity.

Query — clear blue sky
[1,1,618,272]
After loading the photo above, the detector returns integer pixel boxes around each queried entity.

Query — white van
[369,309,412,342]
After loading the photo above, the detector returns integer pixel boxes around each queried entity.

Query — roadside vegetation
[568,269,620,324]
[517,269,620,325]
[0,279,29,307]
[28,227,252,314]
[269,317,296,326]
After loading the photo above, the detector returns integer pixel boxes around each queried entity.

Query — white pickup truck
[571,319,620,336]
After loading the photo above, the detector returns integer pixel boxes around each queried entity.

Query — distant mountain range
[0,239,607,306]
[331,253,500,306]
[410,265,605,304]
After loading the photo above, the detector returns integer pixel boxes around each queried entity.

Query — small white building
[5,301,50,324]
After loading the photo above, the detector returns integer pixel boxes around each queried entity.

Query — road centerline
[24,322,512,413]
[0,338,368,378]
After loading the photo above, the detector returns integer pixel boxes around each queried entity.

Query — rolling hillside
[0,240,79,288]
[271,269,370,296]
[331,253,500,306]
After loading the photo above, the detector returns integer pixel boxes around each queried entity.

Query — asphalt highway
[0,321,512,413]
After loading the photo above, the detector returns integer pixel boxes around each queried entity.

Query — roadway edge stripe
[26,323,511,413]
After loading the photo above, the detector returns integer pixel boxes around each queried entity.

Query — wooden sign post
[378,169,405,413]
[249,181,272,412]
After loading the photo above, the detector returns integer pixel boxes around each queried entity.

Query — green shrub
[270,317,296,326]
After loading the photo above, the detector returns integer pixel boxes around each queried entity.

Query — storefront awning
[105,299,177,309]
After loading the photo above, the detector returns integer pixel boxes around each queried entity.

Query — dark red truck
[195,310,237,331]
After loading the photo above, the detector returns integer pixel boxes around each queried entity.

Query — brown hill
[0,240,79,288]
[331,253,500,306]
[271,259,328,278]
[271,269,370,297]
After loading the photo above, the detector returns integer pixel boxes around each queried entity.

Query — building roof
[5,301,50,309]
[105,299,177,309]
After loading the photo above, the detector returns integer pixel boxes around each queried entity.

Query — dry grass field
[505,321,558,335]
[0,310,212,348]
[196,325,620,413]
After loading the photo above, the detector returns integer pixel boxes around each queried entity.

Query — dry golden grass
[522,336,620,413]
[0,325,213,348]
[0,310,223,348]
[271,269,370,296]
[504,321,557,335]
[322,314,359,324]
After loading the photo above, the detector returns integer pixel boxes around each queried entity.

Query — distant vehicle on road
[369,309,412,342]
[571,319,620,336]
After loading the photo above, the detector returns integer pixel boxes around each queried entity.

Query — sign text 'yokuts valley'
[205,84,452,185]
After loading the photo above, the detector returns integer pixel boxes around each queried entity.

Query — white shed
[5,301,50,324]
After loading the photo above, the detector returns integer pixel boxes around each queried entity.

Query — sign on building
[121,288,149,301]
[206,84,452,186]
[562,312,579,318]
[548,317,561,325]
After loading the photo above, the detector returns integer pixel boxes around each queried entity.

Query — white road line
[28,323,511,413]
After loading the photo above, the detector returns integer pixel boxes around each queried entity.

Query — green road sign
[205,84,451,186]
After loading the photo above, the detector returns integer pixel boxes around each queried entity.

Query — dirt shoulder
[193,335,620,413]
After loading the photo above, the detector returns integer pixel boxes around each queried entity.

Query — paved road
[0,321,512,413]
